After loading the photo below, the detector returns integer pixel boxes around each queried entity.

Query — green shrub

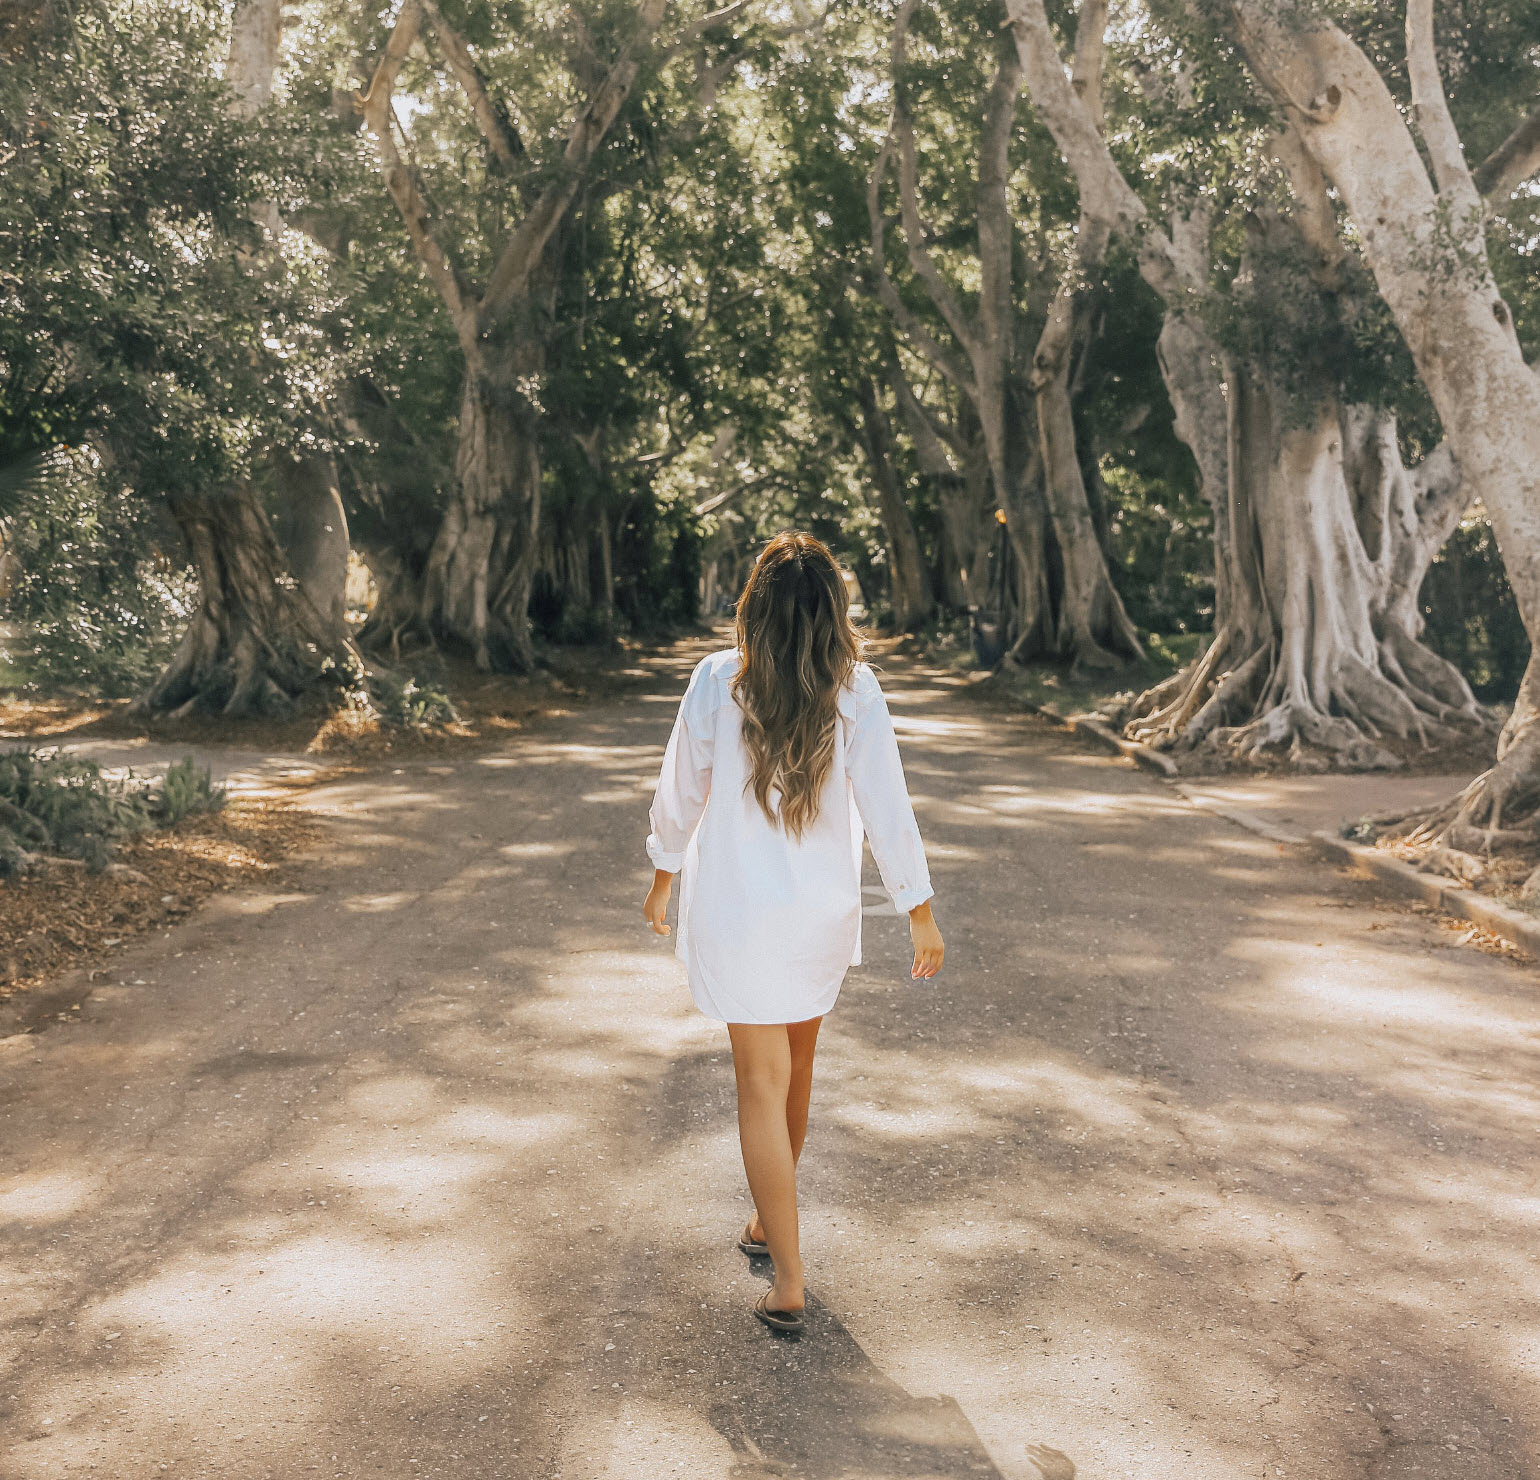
[153,756,227,825]
[368,670,459,729]
[0,747,222,875]
[0,747,151,873]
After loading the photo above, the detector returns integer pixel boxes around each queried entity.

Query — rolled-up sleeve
[646,658,716,873]
[846,681,934,914]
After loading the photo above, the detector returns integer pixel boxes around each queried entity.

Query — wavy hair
[731,531,865,838]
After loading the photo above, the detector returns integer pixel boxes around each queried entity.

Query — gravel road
[2,633,1536,1479]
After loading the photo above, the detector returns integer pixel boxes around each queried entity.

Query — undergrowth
[0,747,223,876]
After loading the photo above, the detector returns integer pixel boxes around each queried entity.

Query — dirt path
[2,632,1536,1479]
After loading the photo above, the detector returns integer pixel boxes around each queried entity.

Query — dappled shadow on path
[0,628,1536,1478]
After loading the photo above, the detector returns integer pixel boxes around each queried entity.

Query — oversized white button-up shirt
[646,647,934,1024]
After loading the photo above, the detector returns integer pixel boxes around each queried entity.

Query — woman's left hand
[643,870,674,935]
[908,900,944,979]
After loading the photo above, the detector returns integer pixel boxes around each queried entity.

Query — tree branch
[1473,98,1540,204]
[694,470,776,515]
[1004,0,1193,304]
[417,0,524,169]
[889,351,963,475]
[481,0,669,321]
[1006,0,1142,234]
[888,0,982,360]
[866,136,976,395]
[357,2,477,353]
[1070,0,1109,134]
[1405,0,1477,204]
[1271,123,1347,285]
[975,36,1024,387]
[658,0,754,57]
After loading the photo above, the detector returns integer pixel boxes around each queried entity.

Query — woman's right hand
[908,900,944,979]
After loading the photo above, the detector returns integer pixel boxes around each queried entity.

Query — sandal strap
[756,1292,804,1323]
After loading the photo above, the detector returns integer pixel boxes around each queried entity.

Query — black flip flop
[754,1290,805,1336]
[737,1220,770,1258]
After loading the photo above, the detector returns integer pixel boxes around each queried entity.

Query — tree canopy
[2,0,1537,801]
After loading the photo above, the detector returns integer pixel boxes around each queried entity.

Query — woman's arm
[643,658,716,932]
[846,677,944,977]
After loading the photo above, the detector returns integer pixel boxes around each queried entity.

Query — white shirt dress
[646,647,934,1024]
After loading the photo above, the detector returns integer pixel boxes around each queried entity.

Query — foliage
[1,452,194,696]
[0,748,144,872]
[0,1,344,492]
[367,670,460,729]
[1420,514,1530,704]
[0,0,1533,721]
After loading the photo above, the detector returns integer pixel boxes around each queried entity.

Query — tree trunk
[1120,367,1482,764]
[136,488,353,717]
[854,374,934,631]
[358,0,669,673]
[136,0,357,714]
[1030,277,1143,667]
[420,359,542,671]
[1226,0,1540,839]
[596,504,615,616]
[270,453,350,639]
[890,362,991,613]
[935,460,995,613]
[985,36,1482,763]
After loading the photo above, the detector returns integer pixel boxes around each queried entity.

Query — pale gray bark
[1008,0,1484,764]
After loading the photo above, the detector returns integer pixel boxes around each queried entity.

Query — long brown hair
[731,531,865,837]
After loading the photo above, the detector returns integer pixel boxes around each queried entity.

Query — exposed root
[1361,714,1540,897]
[1384,725,1540,850]
[136,489,358,719]
[1121,627,1483,773]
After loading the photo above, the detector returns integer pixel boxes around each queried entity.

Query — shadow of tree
[1,628,1536,1478]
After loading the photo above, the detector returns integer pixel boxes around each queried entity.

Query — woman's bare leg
[746,1015,822,1247]
[727,1022,804,1312]
[785,1015,823,1162]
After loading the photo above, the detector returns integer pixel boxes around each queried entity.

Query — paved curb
[1013,698,1180,778]
[1307,829,1540,959]
[1070,715,1180,777]
[1169,781,1540,960]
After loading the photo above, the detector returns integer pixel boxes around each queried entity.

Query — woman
[642,531,944,1336]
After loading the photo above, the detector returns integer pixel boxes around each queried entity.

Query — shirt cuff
[647,835,685,873]
[890,881,934,914]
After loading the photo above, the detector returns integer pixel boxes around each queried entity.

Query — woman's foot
[764,1278,804,1314]
[738,1218,770,1257]
[753,1288,805,1335]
